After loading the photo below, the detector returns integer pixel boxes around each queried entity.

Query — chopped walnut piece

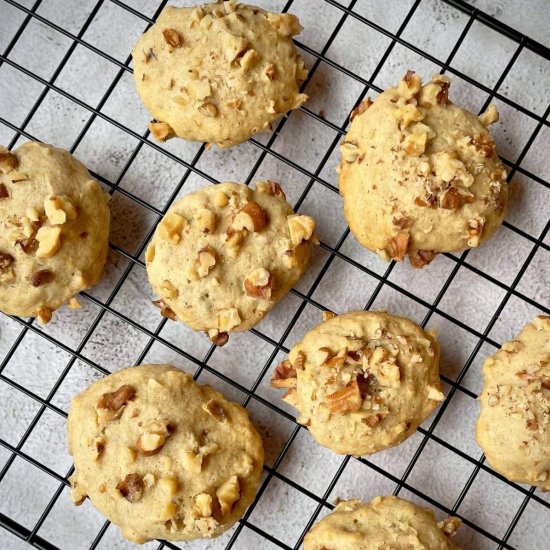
[478,105,499,127]
[44,195,77,225]
[256,180,286,200]
[216,475,240,516]
[439,516,461,538]
[35,226,62,258]
[204,399,227,421]
[366,347,401,388]
[325,378,363,414]
[398,70,422,100]
[350,98,372,121]
[0,183,8,199]
[137,432,166,456]
[403,131,427,156]
[198,102,219,117]
[388,232,409,262]
[466,215,485,247]
[340,140,360,163]
[264,63,276,81]
[322,311,337,321]
[271,359,297,388]
[440,186,475,210]
[471,133,496,158]
[37,307,52,324]
[233,201,267,232]
[0,252,14,272]
[410,249,438,268]
[187,79,212,100]
[427,386,445,401]
[29,269,54,287]
[193,493,213,518]
[197,246,217,278]
[162,28,182,48]
[116,473,144,503]
[158,212,186,244]
[152,298,177,321]
[159,501,177,521]
[207,329,229,347]
[0,151,18,173]
[217,308,241,331]
[196,208,217,233]
[244,267,273,299]
[214,190,229,207]
[436,81,450,105]
[148,121,175,142]
[288,214,317,247]
[98,384,136,419]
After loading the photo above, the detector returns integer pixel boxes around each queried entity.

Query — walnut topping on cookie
[146,182,316,343]
[271,310,442,456]
[68,365,264,543]
[339,71,507,268]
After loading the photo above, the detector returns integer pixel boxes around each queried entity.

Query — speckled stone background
[0,0,549,549]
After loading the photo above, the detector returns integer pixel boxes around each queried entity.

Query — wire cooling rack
[1,0,550,549]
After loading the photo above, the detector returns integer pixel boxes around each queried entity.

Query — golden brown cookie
[146,181,317,345]
[0,142,110,323]
[477,315,550,489]
[132,1,308,148]
[67,364,264,543]
[271,310,443,456]
[339,71,508,267]
[304,496,461,550]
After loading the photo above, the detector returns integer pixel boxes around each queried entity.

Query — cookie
[303,496,461,550]
[67,364,264,543]
[0,142,110,323]
[146,181,317,345]
[271,310,443,455]
[476,315,550,489]
[132,1,308,148]
[339,71,508,268]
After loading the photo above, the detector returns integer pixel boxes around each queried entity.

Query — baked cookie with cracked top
[132,1,308,148]
[146,181,317,345]
[304,496,461,550]
[68,364,264,543]
[477,315,550,489]
[271,310,443,456]
[0,142,110,323]
[339,71,508,267]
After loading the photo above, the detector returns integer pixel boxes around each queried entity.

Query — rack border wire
[0,0,549,549]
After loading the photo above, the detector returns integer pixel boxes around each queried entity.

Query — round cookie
[146,181,317,345]
[132,1,308,148]
[339,71,508,268]
[476,315,550,489]
[271,310,443,456]
[67,364,264,543]
[0,142,110,323]
[303,496,461,550]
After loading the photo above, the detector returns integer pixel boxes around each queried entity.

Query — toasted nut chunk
[116,473,144,503]
[35,226,62,258]
[410,249,438,268]
[322,311,337,321]
[198,102,218,117]
[158,212,186,244]
[398,70,422,99]
[239,48,259,70]
[37,307,53,324]
[160,279,178,299]
[428,385,445,401]
[216,475,240,516]
[217,307,241,331]
[244,267,273,299]
[433,74,451,105]
[152,298,177,321]
[30,269,54,287]
[440,187,475,210]
[233,201,267,232]
[98,385,136,420]
[70,479,87,506]
[366,348,401,388]
[288,214,316,247]
[137,433,166,456]
[214,190,229,207]
[388,232,409,262]
[325,378,362,414]
[403,131,427,156]
[439,516,462,538]
[223,32,248,62]
[203,399,226,421]
[340,140,360,163]
[207,328,229,347]
[479,104,499,127]
[0,183,9,199]
[196,208,217,233]
[159,501,177,520]
[255,180,286,200]
[163,28,182,48]
[350,98,372,121]
[194,493,213,518]
[68,297,81,309]
[44,195,77,225]
[271,359,297,388]
[0,252,14,272]
[149,121,175,142]
[197,246,217,278]
[264,63,276,81]
[266,12,302,36]
[0,151,18,173]
[159,477,178,496]
[187,79,211,100]
[401,103,424,128]
[471,133,496,158]
[182,450,203,473]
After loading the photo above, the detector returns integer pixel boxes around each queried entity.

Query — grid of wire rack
[0,0,549,548]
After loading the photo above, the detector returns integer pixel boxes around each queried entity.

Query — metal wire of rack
[0,0,549,549]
